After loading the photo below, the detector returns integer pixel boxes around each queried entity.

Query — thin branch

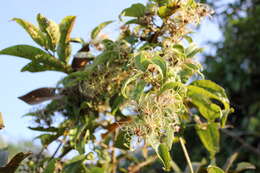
[111,130,118,173]
[222,129,260,156]
[128,155,158,173]
[51,141,63,159]
[180,137,194,173]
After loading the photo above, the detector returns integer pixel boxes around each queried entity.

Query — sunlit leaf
[134,53,151,71]
[196,123,220,159]
[158,6,172,18]
[37,13,60,51]
[157,143,172,171]
[172,44,185,54]
[190,80,229,108]
[88,167,105,173]
[0,45,68,73]
[91,20,113,40]
[121,3,146,18]
[236,162,255,172]
[12,18,47,48]
[185,43,203,58]
[57,16,76,63]
[183,35,193,43]
[152,56,167,78]
[121,73,142,98]
[207,166,225,173]
[43,159,58,173]
[159,82,185,95]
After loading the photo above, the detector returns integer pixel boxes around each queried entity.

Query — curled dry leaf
[101,117,132,139]
[18,87,59,105]
[0,152,31,173]
[0,113,4,130]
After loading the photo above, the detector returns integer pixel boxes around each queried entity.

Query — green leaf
[172,44,185,54]
[88,167,105,173]
[196,123,220,159]
[207,166,225,173]
[114,130,131,150]
[178,60,202,83]
[185,43,203,58]
[188,80,231,122]
[110,95,125,114]
[121,3,146,18]
[183,35,193,43]
[153,0,170,6]
[21,61,52,72]
[152,56,167,78]
[43,159,58,173]
[36,134,60,146]
[121,73,142,98]
[164,128,174,151]
[158,6,173,18]
[28,127,58,132]
[63,154,87,173]
[12,18,47,48]
[157,143,172,171]
[37,13,60,51]
[0,45,67,73]
[131,80,146,101]
[186,0,197,8]
[70,37,85,45]
[159,82,185,95]
[236,162,255,172]
[91,20,113,39]
[134,53,151,71]
[57,16,76,63]
[190,80,229,109]
[188,91,222,121]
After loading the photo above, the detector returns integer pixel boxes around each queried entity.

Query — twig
[128,155,158,173]
[222,129,260,156]
[180,137,194,173]
[111,131,118,173]
[51,141,63,159]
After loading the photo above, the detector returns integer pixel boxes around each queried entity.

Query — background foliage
[203,0,260,171]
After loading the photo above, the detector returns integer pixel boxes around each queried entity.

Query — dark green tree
[204,0,260,171]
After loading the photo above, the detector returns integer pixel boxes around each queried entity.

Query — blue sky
[0,0,221,144]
